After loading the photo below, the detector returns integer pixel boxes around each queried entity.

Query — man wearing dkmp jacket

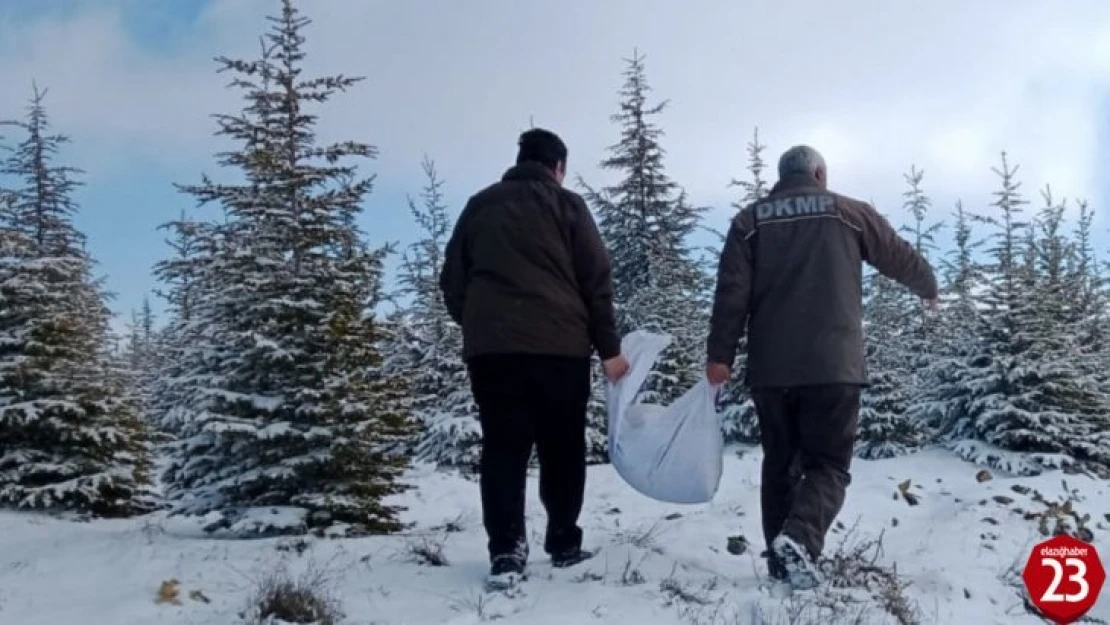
[705,145,938,590]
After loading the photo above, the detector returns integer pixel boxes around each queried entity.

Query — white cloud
[0,0,1107,231]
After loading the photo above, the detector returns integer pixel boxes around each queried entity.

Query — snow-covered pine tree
[393,157,479,470]
[1030,186,1075,342]
[1026,188,1110,467]
[123,297,157,372]
[576,50,711,461]
[938,155,1034,451]
[0,85,154,517]
[855,166,937,459]
[728,127,769,211]
[579,49,709,406]
[150,211,216,440]
[121,296,167,442]
[155,211,203,325]
[1066,200,1108,393]
[157,0,415,536]
[897,167,943,374]
[718,127,766,444]
[858,269,915,458]
[906,200,984,433]
[944,154,1110,474]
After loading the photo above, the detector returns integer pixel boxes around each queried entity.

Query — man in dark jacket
[440,128,630,589]
[705,145,938,590]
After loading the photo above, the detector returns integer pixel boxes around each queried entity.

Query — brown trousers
[753,384,861,559]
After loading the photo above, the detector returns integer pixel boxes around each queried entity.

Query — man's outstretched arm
[706,214,754,381]
[856,202,939,302]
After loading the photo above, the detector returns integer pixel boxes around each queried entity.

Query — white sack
[606,330,724,504]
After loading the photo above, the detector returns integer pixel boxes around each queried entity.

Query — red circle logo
[1022,534,1106,624]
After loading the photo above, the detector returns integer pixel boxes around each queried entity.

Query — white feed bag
[606,330,724,504]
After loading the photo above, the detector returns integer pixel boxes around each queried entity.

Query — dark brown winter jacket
[706,174,938,388]
[439,161,621,362]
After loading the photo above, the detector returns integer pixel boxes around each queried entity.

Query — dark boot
[762,549,788,582]
[772,533,822,590]
[486,551,528,591]
[551,547,595,568]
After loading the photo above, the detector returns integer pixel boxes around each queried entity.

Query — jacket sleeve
[706,213,754,366]
[856,202,939,299]
[439,199,473,325]
[568,194,621,361]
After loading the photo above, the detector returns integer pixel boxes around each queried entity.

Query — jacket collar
[770,173,826,195]
[502,161,557,183]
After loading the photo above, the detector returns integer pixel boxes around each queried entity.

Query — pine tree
[0,85,154,517]
[940,154,1033,446]
[156,0,415,536]
[1031,187,1074,343]
[579,49,709,406]
[155,211,204,324]
[858,269,915,458]
[393,157,479,470]
[728,127,769,211]
[123,299,158,409]
[943,154,1110,474]
[906,200,984,433]
[1026,188,1110,466]
[1066,200,1108,392]
[150,212,217,439]
[719,127,766,444]
[575,50,711,464]
[856,167,937,458]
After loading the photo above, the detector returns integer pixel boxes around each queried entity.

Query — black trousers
[467,353,591,563]
[752,384,861,560]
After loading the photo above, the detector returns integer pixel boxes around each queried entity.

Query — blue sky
[1,0,1108,331]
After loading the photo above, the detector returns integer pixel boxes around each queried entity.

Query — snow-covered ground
[2,447,1109,625]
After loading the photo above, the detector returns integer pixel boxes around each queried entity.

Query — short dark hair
[516,128,568,170]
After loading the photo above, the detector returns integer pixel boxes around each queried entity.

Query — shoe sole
[772,538,821,590]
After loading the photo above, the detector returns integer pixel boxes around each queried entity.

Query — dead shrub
[815,519,922,625]
[240,560,343,625]
[402,533,450,567]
